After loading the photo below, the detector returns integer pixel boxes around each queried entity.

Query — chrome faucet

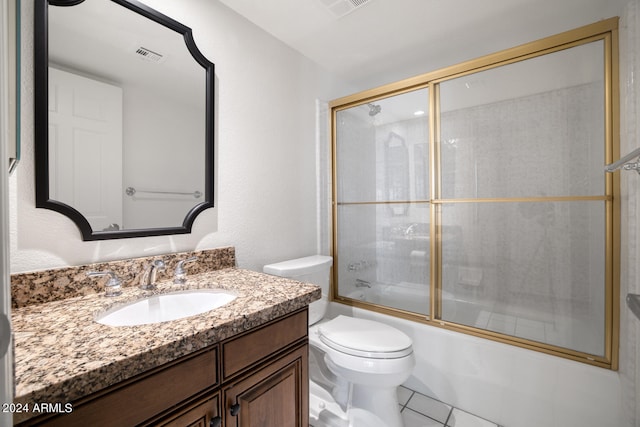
[140,259,166,290]
[174,256,197,284]
[86,271,123,297]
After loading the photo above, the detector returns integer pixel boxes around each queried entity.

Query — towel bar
[125,186,202,198]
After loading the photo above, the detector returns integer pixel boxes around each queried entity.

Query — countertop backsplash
[10,246,236,309]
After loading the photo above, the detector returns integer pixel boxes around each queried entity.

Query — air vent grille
[134,47,165,63]
[318,0,374,18]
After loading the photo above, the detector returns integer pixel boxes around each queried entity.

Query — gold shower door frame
[330,18,620,369]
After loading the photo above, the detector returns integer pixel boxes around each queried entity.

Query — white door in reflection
[48,67,123,231]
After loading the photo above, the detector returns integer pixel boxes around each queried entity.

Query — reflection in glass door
[334,88,431,316]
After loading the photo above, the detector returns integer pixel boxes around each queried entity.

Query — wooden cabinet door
[223,344,308,427]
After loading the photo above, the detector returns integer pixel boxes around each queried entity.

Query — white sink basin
[96,289,237,326]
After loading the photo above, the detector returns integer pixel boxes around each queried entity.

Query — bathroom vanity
[17,310,308,426]
[9,248,319,426]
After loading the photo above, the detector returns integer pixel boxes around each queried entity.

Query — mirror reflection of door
[48,67,123,231]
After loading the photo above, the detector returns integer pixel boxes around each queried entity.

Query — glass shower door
[331,20,617,367]
[334,88,431,316]
[437,40,608,356]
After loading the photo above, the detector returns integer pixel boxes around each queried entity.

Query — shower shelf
[627,293,640,321]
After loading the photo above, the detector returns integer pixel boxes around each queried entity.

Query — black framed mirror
[34,0,214,240]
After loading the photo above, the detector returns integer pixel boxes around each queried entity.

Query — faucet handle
[152,259,166,271]
[87,271,123,297]
[174,256,197,284]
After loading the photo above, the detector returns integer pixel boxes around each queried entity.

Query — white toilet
[263,255,415,427]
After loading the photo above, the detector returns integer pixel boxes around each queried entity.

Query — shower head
[367,103,382,116]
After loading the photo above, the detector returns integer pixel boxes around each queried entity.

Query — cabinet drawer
[221,309,307,380]
[154,392,220,427]
[29,348,218,427]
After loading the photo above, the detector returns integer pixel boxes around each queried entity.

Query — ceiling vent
[318,0,374,18]
[134,46,165,64]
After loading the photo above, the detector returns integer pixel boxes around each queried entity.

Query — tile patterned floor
[399,386,502,427]
[310,384,502,426]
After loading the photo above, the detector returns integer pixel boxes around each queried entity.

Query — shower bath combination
[332,24,615,367]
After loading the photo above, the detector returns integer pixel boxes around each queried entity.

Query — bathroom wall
[10,0,350,273]
[121,86,204,229]
[619,1,640,425]
[0,0,14,421]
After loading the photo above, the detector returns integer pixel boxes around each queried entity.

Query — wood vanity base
[16,309,309,427]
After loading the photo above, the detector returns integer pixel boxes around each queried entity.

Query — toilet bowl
[264,256,415,427]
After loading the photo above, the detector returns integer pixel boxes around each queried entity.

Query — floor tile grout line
[402,407,449,426]
[405,388,453,419]
[400,390,415,412]
[402,392,452,424]
[444,406,453,426]
[401,386,500,427]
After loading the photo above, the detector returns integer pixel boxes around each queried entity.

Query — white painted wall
[10,0,349,273]
[0,1,14,424]
[618,2,640,425]
[122,85,204,229]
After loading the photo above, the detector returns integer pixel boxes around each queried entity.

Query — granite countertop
[11,267,320,423]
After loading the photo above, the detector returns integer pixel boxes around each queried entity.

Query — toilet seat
[317,315,413,359]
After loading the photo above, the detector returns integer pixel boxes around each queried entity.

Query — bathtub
[345,281,478,322]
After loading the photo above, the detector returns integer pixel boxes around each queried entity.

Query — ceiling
[219,0,628,89]
[49,0,205,108]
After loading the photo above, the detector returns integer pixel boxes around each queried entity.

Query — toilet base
[350,384,403,427]
[308,320,413,427]
[309,380,348,426]
[309,380,404,427]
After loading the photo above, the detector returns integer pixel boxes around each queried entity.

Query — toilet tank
[263,255,333,325]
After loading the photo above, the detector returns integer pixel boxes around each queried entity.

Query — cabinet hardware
[230,403,240,416]
[210,416,222,427]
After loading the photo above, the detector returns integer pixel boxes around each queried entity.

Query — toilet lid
[318,315,413,359]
